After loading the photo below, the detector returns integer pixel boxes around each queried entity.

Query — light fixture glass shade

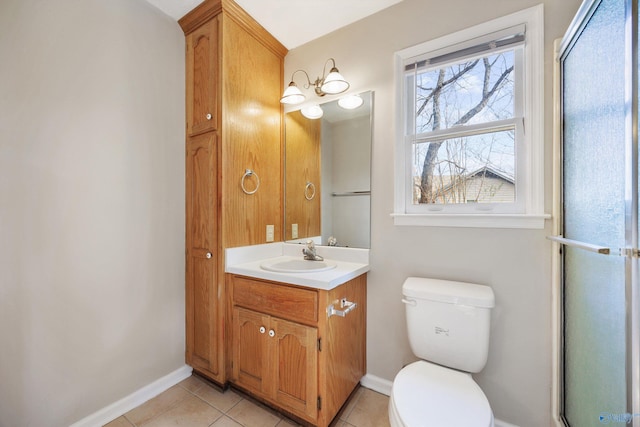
[280,83,305,105]
[338,94,364,110]
[320,68,349,94]
[301,104,324,119]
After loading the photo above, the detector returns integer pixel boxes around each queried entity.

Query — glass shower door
[558,0,635,425]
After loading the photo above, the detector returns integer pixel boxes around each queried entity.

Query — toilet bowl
[389,361,494,427]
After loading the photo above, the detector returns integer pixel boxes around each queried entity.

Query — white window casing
[392,4,550,229]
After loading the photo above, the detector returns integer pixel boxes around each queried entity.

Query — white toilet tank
[402,277,495,373]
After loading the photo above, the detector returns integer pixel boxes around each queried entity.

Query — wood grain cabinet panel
[180,0,287,386]
[186,18,218,136]
[232,276,318,325]
[186,132,219,374]
[232,306,318,422]
[233,307,270,393]
[272,317,318,420]
[321,274,367,420]
[220,14,284,248]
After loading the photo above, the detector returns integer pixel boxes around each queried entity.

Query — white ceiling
[144,0,402,49]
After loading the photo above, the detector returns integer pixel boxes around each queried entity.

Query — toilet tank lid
[402,277,495,308]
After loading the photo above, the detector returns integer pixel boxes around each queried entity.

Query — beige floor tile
[338,387,365,421]
[211,415,244,427]
[194,385,243,413]
[344,389,390,427]
[103,416,133,427]
[226,398,281,427]
[142,394,223,427]
[274,417,301,427]
[125,385,191,426]
[179,375,208,394]
[116,381,390,427]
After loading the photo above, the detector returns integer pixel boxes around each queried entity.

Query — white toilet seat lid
[391,361,493,427]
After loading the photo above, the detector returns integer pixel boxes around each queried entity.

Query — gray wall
[324,115,372,248]
[0,0,185,426]
[0,0,583,425]
[284,0,581,425]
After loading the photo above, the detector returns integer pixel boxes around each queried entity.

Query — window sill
[391,213,551,229]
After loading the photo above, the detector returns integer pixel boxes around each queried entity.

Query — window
[393,5,548,229]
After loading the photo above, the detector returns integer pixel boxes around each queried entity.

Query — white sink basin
[260,258,337,273]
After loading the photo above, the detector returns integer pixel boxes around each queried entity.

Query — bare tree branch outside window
[411,51,516,205]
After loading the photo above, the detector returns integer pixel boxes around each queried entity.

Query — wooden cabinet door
[186,18,218,136]
[232,305,318,421]
[185,132,218,374]
[233,307,270,395]
[271,317,318,421]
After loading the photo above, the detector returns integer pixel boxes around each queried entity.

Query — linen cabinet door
[185,132,218,375]
[186,17,218,136]
[271,317,318,421]
[232,307,271,396]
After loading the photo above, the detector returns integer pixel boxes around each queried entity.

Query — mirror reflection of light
[338,94,364,110]
[301,104,324,119]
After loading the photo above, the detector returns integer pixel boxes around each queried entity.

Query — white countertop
[225,243,370,290]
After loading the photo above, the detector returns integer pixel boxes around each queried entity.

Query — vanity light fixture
[280,58,350,105]
[301,104,324,120]
[338,94,364,110]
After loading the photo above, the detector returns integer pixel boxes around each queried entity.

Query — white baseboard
[70,364,193,427]
[360,373,519,427]
[360,373,393,396]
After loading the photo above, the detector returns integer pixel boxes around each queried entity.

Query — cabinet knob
[259,326,266,334]
[205,252,212,259]
[268,329,275,338]
[206,113,212,120]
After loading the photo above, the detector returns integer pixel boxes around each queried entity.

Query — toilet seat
[389,361,494,427]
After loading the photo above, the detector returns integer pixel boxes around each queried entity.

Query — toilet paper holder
[327,298,357,318]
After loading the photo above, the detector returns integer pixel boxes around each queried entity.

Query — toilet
[389,277,495,427]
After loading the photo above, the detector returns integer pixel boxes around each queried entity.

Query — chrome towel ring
[241,169,260,195]
[305,181,316,200]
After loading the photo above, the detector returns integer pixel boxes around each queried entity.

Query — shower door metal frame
[554,0,640,425]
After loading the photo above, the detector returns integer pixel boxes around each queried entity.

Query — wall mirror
[284,91,373,248]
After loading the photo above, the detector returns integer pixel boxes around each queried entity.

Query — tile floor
[104,375,391,427]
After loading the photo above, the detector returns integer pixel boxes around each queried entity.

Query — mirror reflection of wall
[284,91,372,248]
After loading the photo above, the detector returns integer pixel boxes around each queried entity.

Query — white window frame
[392,4,549,229]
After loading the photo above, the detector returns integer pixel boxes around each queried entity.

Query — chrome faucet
[302,240,324,261]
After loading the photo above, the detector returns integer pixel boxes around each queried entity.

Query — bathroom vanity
[229,274,366,425]
[179,0,370,424]
[226,244,369,426]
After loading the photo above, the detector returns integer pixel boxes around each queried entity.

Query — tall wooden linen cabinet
[180,0,287,385]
